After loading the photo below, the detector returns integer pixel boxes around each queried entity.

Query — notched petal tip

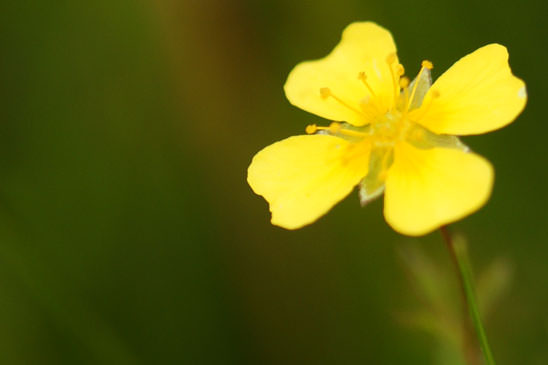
[416,43,527,135]
[247,135,370,230]
[283,21,398,127]
[384,144,494,236]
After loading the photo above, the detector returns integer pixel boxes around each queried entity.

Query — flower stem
[440,226,496,365]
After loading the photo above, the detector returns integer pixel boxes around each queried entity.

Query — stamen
[359,101,382,122]
[310,122,370,139]
[399,77,410,89]
[386,53,397,65]
[357,72,377,97]
[336,127,370,139]
[385,53,400,101]
[305,124,318,134]
[405,60,435,113]
[319,87,331,99]
[319,87,364,116]
[399,76,410,106]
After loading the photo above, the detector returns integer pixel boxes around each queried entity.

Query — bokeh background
[1,0,546,364]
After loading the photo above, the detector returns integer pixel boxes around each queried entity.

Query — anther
[328,122,342,134]
[397,64,405,76]
[320,87,331,99]
[305,124,318,134]
[399,76,410,89]
[386,53,397,64]
[319,87,364,117]
[421,60,434,70]
[358,72,377,98]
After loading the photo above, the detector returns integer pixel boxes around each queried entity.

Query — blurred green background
[0,0,546,364]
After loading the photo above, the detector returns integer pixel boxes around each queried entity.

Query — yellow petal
[247,135,370,229]
[284,22,399,126]
[384,143,494,236]
[413,44,526,135]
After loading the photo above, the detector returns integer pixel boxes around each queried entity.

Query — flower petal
[284,22,399,126]
[413,44,526,135]
[384,143,493,236]
[247,135,370,229]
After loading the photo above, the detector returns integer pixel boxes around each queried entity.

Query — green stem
[440,226,495,365]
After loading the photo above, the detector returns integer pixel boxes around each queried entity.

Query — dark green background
[0,0,546,363]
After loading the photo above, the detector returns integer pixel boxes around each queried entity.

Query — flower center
[306,57,439,149]
[302,57,468,206]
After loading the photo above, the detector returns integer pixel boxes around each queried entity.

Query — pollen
[320,86,366,117]
[320,87,331,99]
[358,72,377,98]
[421,60,434,70]
[328,122,342,134]
[305,124,318,134]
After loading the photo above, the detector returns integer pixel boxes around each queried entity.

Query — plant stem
[440,226,496,365]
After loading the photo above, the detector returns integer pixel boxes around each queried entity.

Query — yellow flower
[247,22,526,236]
